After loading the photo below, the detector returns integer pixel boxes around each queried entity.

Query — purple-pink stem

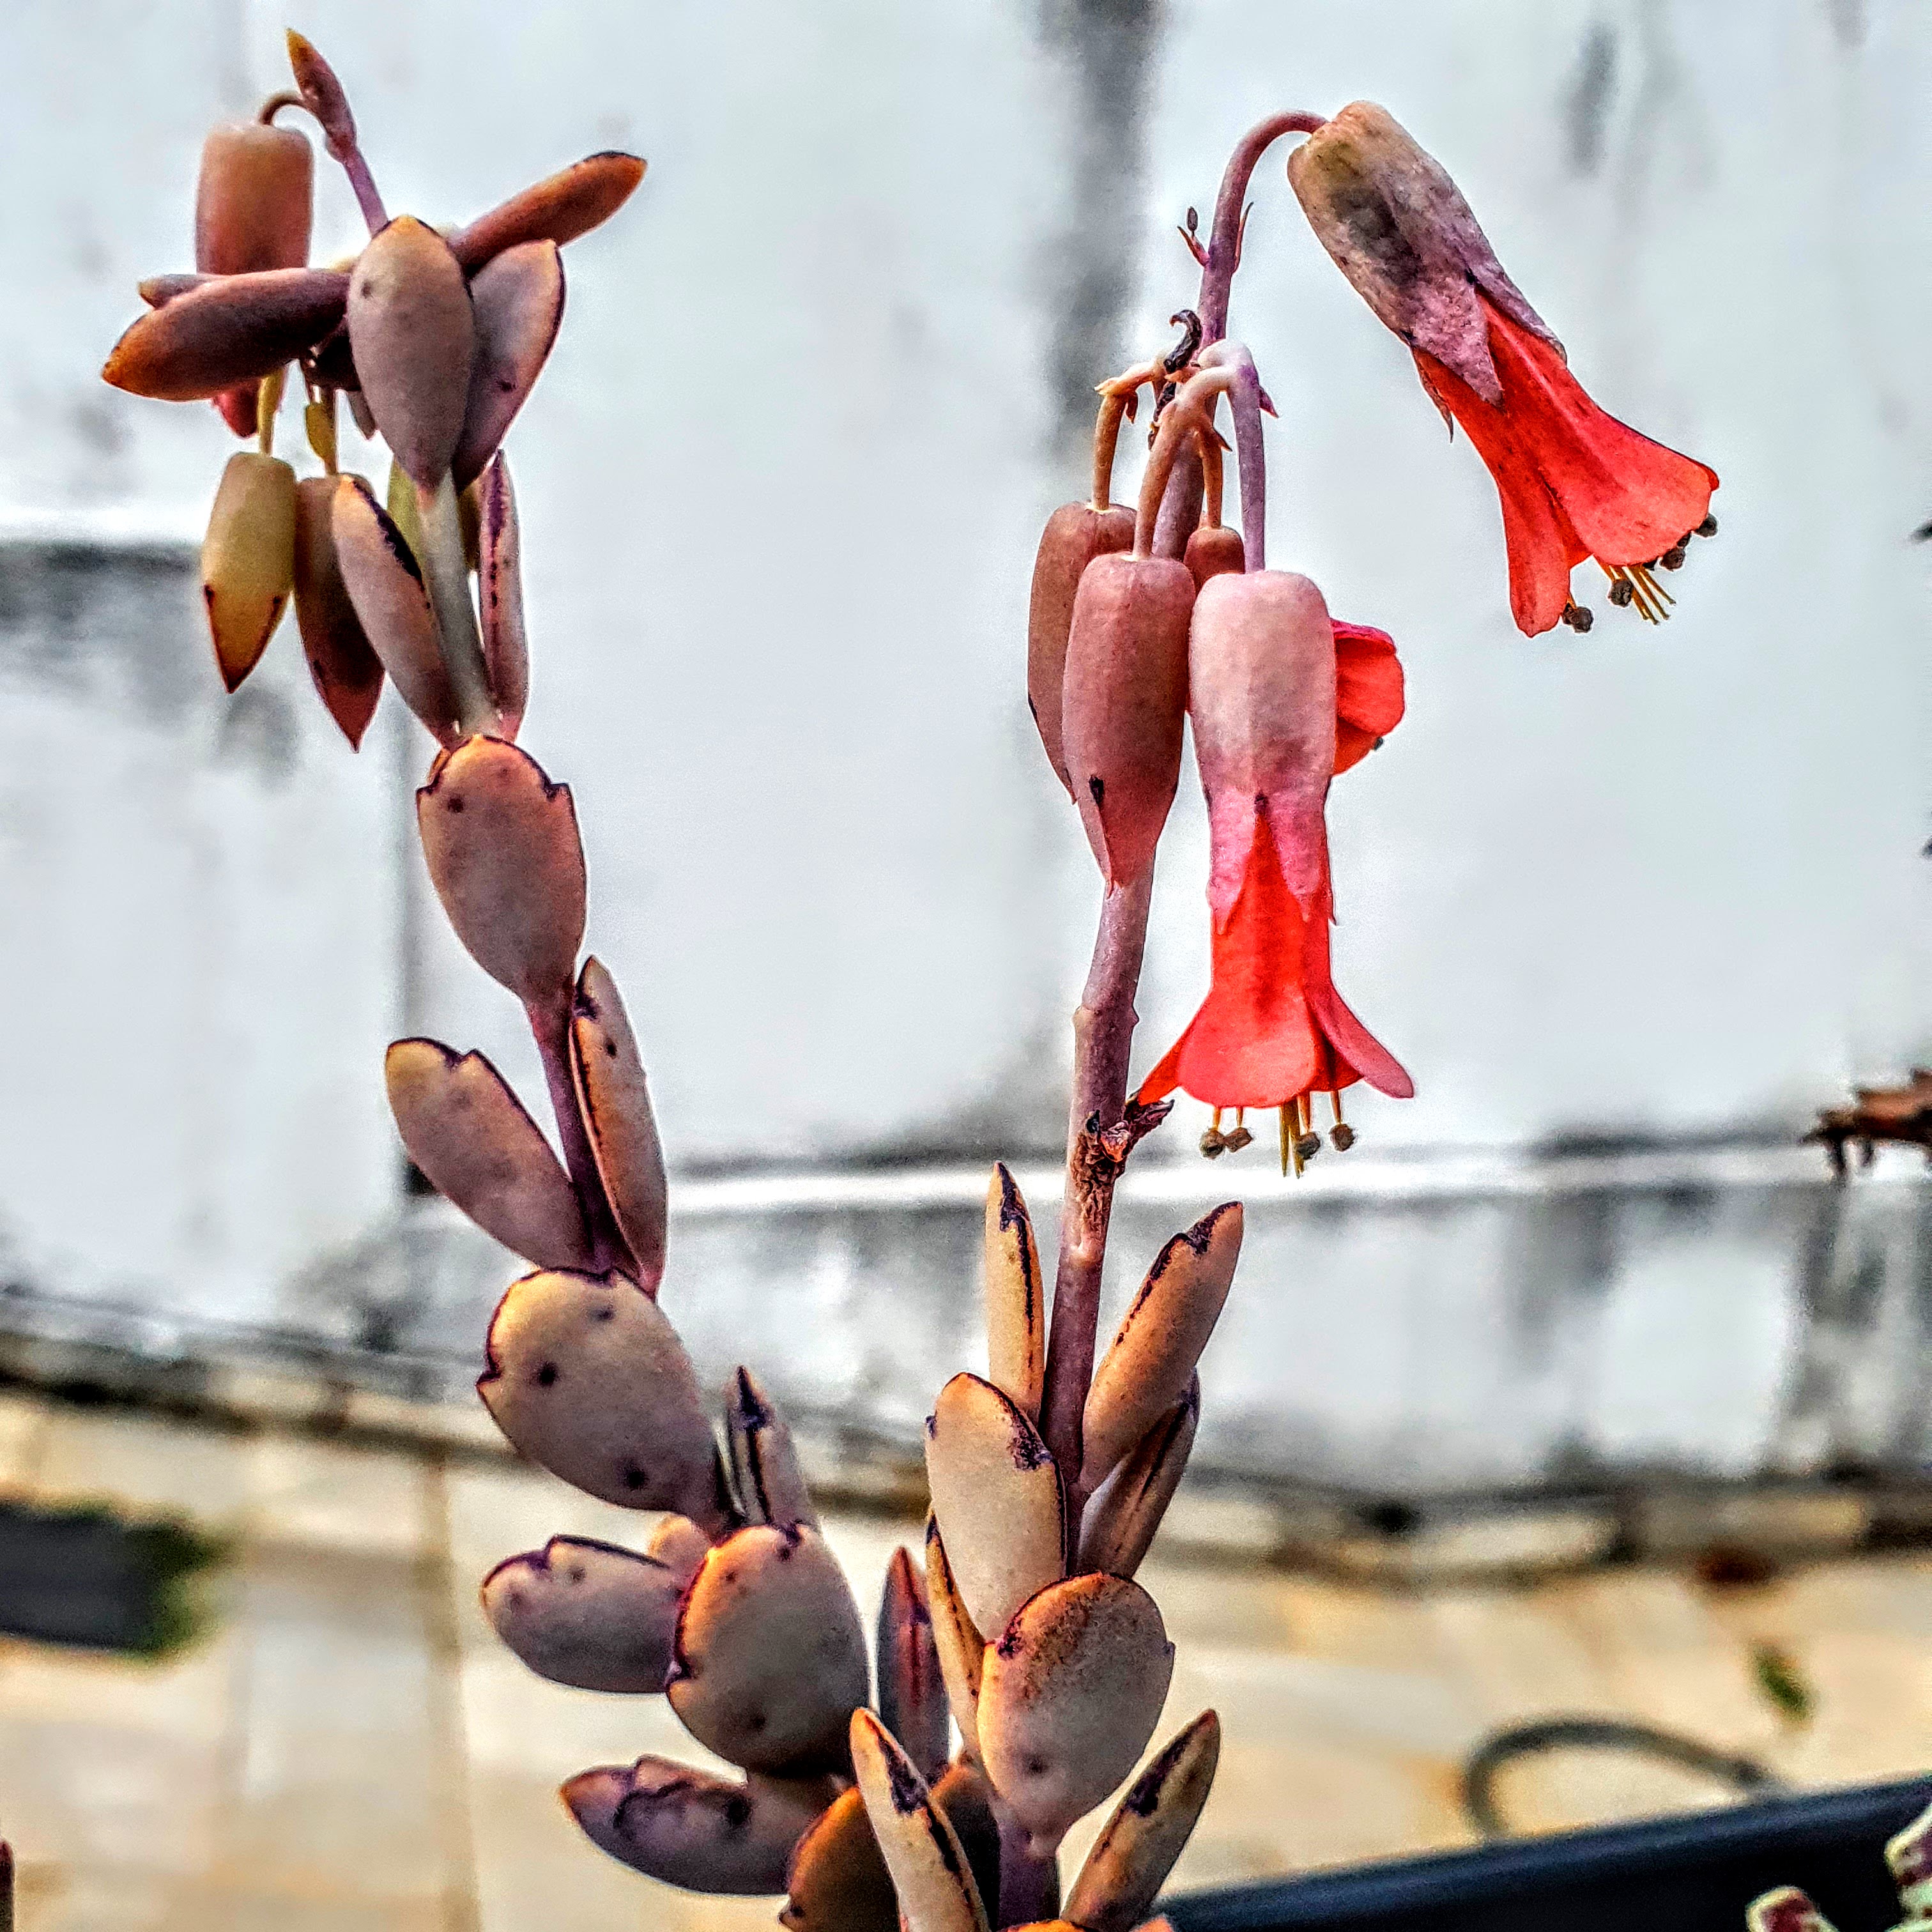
[995,1809,1059,1926]
[1199,342,1269,569]
[1038,867,1156,1529]
[1197,111,1326,346]
[525,987,628,1275]
[1041,112,1323,1536]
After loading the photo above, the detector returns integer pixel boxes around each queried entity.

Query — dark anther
[1696,514,1718,538]
[1607,579,1635,608]
[1163,309,1203,374]
[1222,1125,1254,1153]
[1199,1128,1227,1159]
[1660,544,1687,570]
[1294,1133,1321,1163]
[1185,206,1199,234]
[1562,601,1593,632]
[1331,1123,1356,1151]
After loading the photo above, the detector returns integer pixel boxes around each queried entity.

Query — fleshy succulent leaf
[878,1545,949,1783]
[102,268,347,401]
[567,956,669,1290]
[448,152,648,273]
[849,1711,991,1932]
[201,450,295,692]
[453,240,564,488]
[482,1534,683,1693]
[984,1165,1045,1422]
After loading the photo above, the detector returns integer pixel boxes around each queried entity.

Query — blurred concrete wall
[0,1,1924,1491]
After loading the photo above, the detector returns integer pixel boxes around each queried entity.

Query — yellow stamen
[1601,561,1676,625]
[1278,1105,1292,1177]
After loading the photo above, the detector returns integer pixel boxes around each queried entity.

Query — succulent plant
[88,37,1719,1932]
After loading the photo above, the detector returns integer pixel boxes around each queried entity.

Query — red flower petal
[1331,622,1404,774]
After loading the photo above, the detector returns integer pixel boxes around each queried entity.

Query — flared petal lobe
[1416,302,1717,635]
[1331,622,1404,774]
[1137,831,1408,1112]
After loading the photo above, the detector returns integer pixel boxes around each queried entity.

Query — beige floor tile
[0,1390,49,1488]
[246,1434,435,1563]
[213,1543,458,1908]
[30,1410,256,1529]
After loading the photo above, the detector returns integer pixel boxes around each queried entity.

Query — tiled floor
[3,1388,1931,1929]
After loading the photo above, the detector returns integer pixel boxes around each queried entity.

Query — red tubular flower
[1288,101,1719,637]
[1136,572,1411,1164]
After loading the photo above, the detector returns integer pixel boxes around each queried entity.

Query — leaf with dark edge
[201,451,295,692]
[453,241,564,488]
[670,1524,870,1775]
[482,1534,682,1693]
[478,1268,722,1528]
[1077,1377,1199,1581]
[849,1710,990,1932]
[984,1163,1045,1421]
[385,1038,592,1268]
[293,473,385,747]
[417,735,586,1004]
[782,1786,899,1932]
[567,956,668,1289]
[726,1366,816,1531]
[924,1372,1064,1642]
[448,152,647,273]
[1081,1204,1240,1490]
[477,454,528,738]
[564,1756,835,1894]
[924,1518,985,1763]
[1062,1711,1220,1932]
[878,1545,947,1782]
[102,268,347,401]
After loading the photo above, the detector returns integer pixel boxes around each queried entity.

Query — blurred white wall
[0,0,1924,1486]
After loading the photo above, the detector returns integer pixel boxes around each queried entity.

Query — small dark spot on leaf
[446,795,466,813]
[567,1563,585,1583]
[536,1362,558,1387]
[594,1305,613,1322]
[746,1711,767,1732]
[723,1793,752,1829]
[1087,775,1105,806]
[623,1464,648,1490]
[1025,1755,1048,1776]
[604,1039,618,1057]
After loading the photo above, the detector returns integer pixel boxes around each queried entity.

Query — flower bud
[1026,502,1133,792]
[1286,101,1561,407]
[1183,523,1244,589]
[292,475,385,748]
[1061,553,1194,887]
[346,217,475,487]
[1186,570,1337,920]
[201,450,295,692]
[195,123,313,277]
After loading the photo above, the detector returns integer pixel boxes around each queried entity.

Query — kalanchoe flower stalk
[1287,100,1719,636]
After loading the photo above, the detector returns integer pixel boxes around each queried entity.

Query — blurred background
[0,1,1926,1926]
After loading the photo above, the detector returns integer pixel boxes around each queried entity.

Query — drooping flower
[1287,101,1718,637]
[1136,571,1410,1169]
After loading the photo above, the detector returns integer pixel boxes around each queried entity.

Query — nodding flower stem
[1201,431,1225,529]
[1197,109,1327,345]
[1135,361,1267,567]
[1091,390,1131,512]
[257,90,305,126]
[286,32,388,236]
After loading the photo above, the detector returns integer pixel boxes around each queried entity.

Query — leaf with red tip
[1082,1205,1241,1489]
[453,241,564,488]
[479,1268,722,1526]
[1077,1379,1199,1581]
[384,1038,591,1268]
[477,456,528,738]
[482,1534,682,1692]
[924,1372,1064,1643]
[293,474,384,747]
[346,216,474,486]
[783,1786,899,1931]
[977,1574,1174,1857]
[924,1521,985,1763]
[102,268,347,400]
[726,1366,816,1530]
[195,123,313,275]
[201,451,295,692]
[849,1711,990,1932]
[1062,1711,1220,1932]
[1027,502,1134,793]
[568,956,667,1287]
[330,474,461,744]
[671,1524,870,1774]
[417,736,586,1002]
[878,1546,947,1783]
[1061,553,1195,888]
[564,1756,833,1893]
[449,152,648,273]
[139,273,213,308]
[984,1164,1044,1421]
